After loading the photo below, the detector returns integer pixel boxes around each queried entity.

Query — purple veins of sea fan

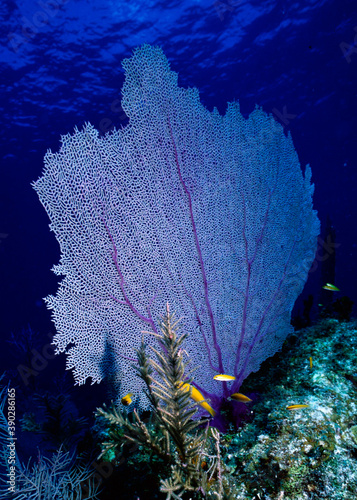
[32,44,320,412]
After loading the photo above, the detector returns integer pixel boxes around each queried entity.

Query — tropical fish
[230,393,252,403]
[287,404,309,410]
[121,393,134,406]
[180,382,216,416]
[309,357,313,369]
[322,283,340,291]
[213,374,236,381]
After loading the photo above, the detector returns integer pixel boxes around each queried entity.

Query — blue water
[0,0,356,403]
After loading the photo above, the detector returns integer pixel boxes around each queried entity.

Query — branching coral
[96,305,238,499]
[0,374,99,500]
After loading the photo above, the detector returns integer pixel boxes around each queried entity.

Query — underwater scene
[1,0,357,498]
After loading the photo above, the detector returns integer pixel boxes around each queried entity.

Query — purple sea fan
[33,45,319,410]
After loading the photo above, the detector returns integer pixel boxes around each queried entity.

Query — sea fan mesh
[33,45,320,404]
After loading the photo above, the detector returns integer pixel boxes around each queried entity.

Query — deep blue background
[1,0,356,391]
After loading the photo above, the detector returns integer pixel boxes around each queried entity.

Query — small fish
[213,374,236,381]
[287,404,309,410]
[309,357,313,369]
[230,392,252,403]
[121,393,134,406]
[322,283,340,291]
[180,383,216,416]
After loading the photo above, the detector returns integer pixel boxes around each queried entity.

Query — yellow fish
[322,283,340,291]
[230,392,252,403]
[180,383,216,416]
[121,393,134,406]
[213,374,236,381]
[309,357,313,369]
[286,404,309,410]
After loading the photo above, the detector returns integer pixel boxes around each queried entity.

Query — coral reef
[3,312,356,498]
[218,318,357,499]
[96,315,357,499]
